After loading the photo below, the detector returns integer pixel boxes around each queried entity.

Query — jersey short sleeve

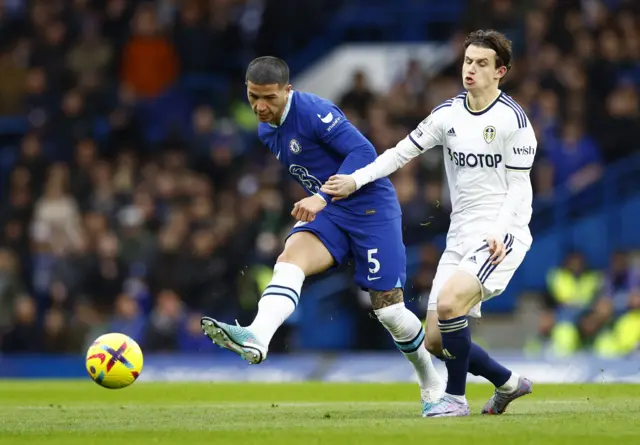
[503,124,537,171]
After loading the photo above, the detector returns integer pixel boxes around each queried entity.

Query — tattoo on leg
[369,288,404,310]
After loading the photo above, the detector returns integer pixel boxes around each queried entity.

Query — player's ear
[495,65,508,81]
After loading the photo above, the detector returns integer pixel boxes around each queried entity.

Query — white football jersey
[408,91,536,247]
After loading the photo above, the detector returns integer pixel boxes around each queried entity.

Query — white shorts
[427,234,528,318]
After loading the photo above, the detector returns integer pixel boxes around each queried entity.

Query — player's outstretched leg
[201,232,334,364]
[201,260,304,364]
[371,289,445,409]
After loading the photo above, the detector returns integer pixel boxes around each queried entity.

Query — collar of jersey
[268,90,294,128]
[463,90,502,116]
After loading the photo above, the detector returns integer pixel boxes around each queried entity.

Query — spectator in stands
[41,307,72,353]
[0,43,27,116]
[0,219,29,289]
[14,133,47,197]
[178,310,214,352]
[599,82,640,163]
[117,205,157,269]
[396,175,449,247]
[143,289,184,351]
[69,138,98,208]
[107,84,144,150]
[30,20,68,91]
[544,120,603,192]
[24,67,53,130]
[31,164,83,254]
[1,296,40,353]
[593,251,640,357]
[108,293,146,342]
[339,70,376,121]
[0,249,23,334]
[541,251,603,356]
[64,299,100,351]
[120,3,179,99]
[172,0,215,75]
[83,231,127,313]
[601,251,640,320]
[410,243,441,315]
[53,89,94,160]
[66,17,113,83]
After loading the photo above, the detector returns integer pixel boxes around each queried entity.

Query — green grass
[0,381,638,444]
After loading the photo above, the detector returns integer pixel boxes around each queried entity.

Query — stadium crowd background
[0,0,638,357]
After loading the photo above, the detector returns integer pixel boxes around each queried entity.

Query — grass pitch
[0,381,638,444]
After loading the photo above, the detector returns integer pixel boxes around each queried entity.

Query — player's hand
[320,175,356,201]
[485,234,506,265]
[291,194,326,222]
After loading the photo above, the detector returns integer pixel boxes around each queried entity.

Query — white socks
[248,262,305,346]
[497,372,520,393]
[374,302,445,400]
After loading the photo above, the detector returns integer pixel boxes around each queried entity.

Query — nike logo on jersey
[318,112,333,123]
[367,275,382,281]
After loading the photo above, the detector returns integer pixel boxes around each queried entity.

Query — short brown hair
[464,30,513,72]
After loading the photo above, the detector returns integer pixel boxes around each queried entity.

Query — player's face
[462,45,506,91]
[246,81,292,124]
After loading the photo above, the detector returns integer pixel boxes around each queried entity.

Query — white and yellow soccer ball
[86,333,144,389]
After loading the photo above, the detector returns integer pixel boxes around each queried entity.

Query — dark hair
[464,29,513,72]
[245,56,290,86]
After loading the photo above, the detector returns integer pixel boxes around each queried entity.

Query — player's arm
[487,125,537,264]
[291,103,378,221]
[312,104,381,202]
[321,111,445,199]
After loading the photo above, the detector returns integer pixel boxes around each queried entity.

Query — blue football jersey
[258,91,401,221]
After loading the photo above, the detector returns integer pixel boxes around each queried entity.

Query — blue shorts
[288,212,406,292]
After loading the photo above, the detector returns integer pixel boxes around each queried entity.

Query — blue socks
[468,342,512,387]
[439,316,471,396]
[438,316,513,396]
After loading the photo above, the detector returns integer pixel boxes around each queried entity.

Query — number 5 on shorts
[368,248,381,274]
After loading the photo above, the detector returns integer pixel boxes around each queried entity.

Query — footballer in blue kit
[201,57,445,408]
[260,81,405,292]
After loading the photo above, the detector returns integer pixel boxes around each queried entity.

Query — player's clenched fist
[320,175,356,201]
[291,194,327,222]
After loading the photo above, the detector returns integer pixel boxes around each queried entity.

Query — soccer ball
[85,333,144,389]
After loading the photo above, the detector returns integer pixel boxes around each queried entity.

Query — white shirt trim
[268,90,294,128]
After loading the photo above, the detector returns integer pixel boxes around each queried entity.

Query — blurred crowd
[535,249,640,357]
[0,0,638,355]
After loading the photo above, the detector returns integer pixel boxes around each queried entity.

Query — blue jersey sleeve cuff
[316,191,330,203]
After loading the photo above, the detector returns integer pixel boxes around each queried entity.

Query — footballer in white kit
[420,89,535,316]
[322,29,534,418]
